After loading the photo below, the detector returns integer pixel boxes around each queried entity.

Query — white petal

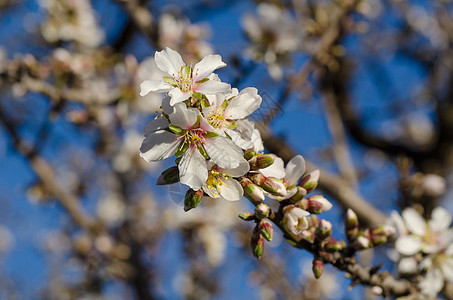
[219,178,243,201]
[429,206,452,233]
[195,80,231,95]
[251,128,264,152]
[205,136,245,169]
[140,130,178,162]
[395,235,423,256]
[285,155,306,188]
[402,208,426,236]
[390,211,408,236]
[140,80,172,96]
[155,47,185,76]
[223,160,250,177]
[260,155,285,179]
[225,87,262,119]
[169,103,199,129]
[143,116,169,136]
[419,269,444,297]
[202,185,220,199]
[224,128,254,150]
[179,147,208,190]
[441,260,453,282]
[193,54,227,81]
[168,88,191,106]
[293,207,310,219]
[162,96,174,114]
[398,257,418,274]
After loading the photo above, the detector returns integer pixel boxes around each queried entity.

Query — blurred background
[0,0,452,299]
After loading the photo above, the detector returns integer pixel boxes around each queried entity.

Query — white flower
[202,161,250,201]
[204,87,262,149]
[140,47,231,106]
[394,207,453,256]
[284,206,310,236]
[140,103,247,190]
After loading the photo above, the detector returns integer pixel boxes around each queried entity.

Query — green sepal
[192,91,203,100]
[163,76,178,87]
[203,131,219,138]
[175,142,189,157]
[193,115,201,128]
[197,144,209,159]
[169,124,186,135]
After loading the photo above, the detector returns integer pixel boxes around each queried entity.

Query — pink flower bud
[251,226,265,259]
[255,203,271,219]
[183,189,204,212]
[238,212,255,221]
[299,169,320,193]
[259,219,274,241]
[289,186,307,202]
[312,259,324,279]
[250,173,286,196]
[306,195,333,214]
[316,219,332,240]
[240,178,265,203]
[353,235,371,250]
[249,154,275,170]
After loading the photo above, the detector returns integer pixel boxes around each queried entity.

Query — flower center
[206,169,229,196]
[175,65,194,92]
[207,110,226,129]
[184,128,204,147]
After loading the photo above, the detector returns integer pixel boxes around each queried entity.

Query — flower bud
[312,259,324,279]
[250,173,286,197]
[316,219,332,240]
[238,212,255,221]
[240,178,265,203]
[255,203,270,219]
[299,169,320,193]
[345,209,359,243]
[353,235,371,250]
[306,195,333,214]
[369,225,395,246]
[249,154,275,170]
[289,186,307,202]
[244,149,257,160]
[251,226,264,259]
[183,189,204,212]
[302,230,315,243]
[323,237,344,252]
[283,205,310,236]
[157,166,179,185]
[259,219,274,241]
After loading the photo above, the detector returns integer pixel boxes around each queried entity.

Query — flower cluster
[391,207,453,297]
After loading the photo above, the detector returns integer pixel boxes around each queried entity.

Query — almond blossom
[140,103,247,190]
[140,47,231,106]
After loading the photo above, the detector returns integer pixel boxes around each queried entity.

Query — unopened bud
[289,186,307,202]
[238,212,255,221]
[259,219,274,241]
[307,215,321,228]
[299,169,320,193]
[255,203,270,219]
[251,226,265,259]
[157,166,179,185]
[250,173,286,197]
[302,230,315,243]
[249,154,275,170]
[369,225,395,246]
[240,178,265,203]
[307,195,333,214]
[183,189,204,212]
[345,209,359,242]
[312,259,324,279]
[353,235,371,250]
[316,220,332,240]
[323,237,344,252]
[244,149,257,160]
